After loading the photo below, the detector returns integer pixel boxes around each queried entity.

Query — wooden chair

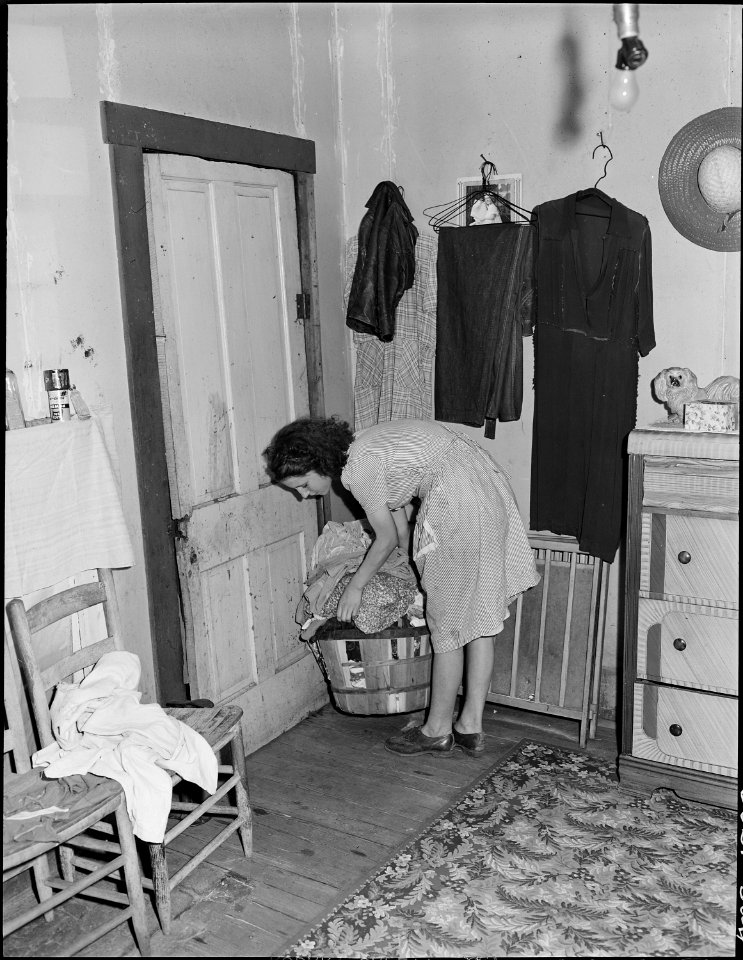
[6,568,252,936]
[4,631,54,918]
[3,632,151,956]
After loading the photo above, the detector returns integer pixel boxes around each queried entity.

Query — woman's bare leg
[420,646,463,738]
[421,634,495,737]
[455,635,495,734]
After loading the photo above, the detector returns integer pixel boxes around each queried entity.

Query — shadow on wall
[554,26,586,145]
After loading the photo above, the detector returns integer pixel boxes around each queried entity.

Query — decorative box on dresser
[618,425,738,810]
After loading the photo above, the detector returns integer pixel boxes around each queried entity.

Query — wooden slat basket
[312,619,432,715]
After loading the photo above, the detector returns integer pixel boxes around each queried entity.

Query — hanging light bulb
[609,65,640,112]
[610,4,649,113]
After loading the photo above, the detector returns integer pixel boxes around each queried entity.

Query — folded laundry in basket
[299,521,420,638]
[302,571,418,636]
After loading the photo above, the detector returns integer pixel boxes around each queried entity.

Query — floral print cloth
[277,740,735,958]
[309,571,418,633]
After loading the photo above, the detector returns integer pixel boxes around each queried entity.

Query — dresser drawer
[643,456,739,514]
[636,598,738,694]
[640,512,738,606]
[632,683,737,774]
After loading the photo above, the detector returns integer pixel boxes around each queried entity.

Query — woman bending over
[263,417,538,756]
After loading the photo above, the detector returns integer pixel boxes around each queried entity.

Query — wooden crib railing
[486,533,609,747]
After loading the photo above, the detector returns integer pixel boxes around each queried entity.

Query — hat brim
[658,107,741,252]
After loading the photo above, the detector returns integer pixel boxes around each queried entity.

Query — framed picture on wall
[457,173,523,226]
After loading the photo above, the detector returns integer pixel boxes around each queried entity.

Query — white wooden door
[144,153,325,753]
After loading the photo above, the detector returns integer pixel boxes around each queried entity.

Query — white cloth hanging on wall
[344,233,438,431]
[4,415,135,598]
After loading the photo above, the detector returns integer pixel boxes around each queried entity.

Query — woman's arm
[391,505,412,550]
[335,505,398,622]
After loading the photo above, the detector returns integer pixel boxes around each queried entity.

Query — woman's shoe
[385,725,454,756]
[452,727,486,756]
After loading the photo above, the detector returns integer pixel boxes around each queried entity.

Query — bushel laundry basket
[310,618,432,715]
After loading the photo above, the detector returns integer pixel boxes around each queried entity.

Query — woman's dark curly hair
[263,416,355,481]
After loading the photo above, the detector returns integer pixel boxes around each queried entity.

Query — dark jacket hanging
[435,221,536,438]
[346,181,418,342]
[529,188,655,563]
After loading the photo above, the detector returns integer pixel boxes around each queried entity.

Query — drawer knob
[677,551,692,564]
[673,637,687,651]
[669,723,683,737]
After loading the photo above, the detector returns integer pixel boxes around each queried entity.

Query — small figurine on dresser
[652,366,740,430]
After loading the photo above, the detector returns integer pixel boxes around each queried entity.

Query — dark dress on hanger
[529,188,655,563]
[435,221,536,438]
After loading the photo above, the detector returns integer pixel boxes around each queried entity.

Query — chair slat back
[4,631,34,772]
[25,581,108,634]
[6,569,125,751]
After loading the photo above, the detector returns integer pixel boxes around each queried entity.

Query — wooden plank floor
[3,701,619,958]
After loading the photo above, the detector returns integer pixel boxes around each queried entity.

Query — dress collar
[566,188,630,238]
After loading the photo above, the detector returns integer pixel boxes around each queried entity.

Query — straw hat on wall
[658,106,741,252]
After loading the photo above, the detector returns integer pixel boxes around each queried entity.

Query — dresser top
[629,422,740,460]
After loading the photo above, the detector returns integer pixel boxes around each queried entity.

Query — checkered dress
[344,234,438,431]
[341,420,539,652]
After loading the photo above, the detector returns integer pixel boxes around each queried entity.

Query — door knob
[672,637,687,651]
[669,723,683,736]
[677,551,691,564]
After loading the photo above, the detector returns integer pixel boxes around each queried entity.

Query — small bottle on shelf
[5,367,26,429]
[70,385,91,420]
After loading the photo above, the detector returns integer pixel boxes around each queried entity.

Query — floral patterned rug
[275,740,735,958]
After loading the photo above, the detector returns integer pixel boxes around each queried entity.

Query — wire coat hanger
[592,132,613,189]
[423,155,532,232]
[573,133,614,220]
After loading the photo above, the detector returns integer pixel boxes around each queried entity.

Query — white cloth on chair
[32,652,218,843]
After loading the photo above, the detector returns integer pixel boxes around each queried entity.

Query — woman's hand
[336,583,363,623]
[335,505,398,623]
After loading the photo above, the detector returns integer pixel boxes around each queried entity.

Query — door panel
[266,533,308,672]
[162,179,234,504]
[202,557,257,699]
[145,153,324,751]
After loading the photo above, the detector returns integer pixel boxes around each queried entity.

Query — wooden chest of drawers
[618,427,738,809]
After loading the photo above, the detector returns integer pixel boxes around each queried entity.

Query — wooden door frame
[101,101,327,702]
